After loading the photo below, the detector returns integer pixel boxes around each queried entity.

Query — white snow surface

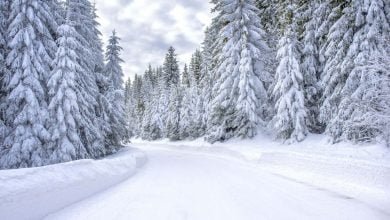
[1,134,390,220]
[44,134,389,220]
[0,148,146,220]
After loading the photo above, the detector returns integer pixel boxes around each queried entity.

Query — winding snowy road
[45,147,389,220]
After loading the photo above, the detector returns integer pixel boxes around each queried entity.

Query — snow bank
[0,147,146,220]
[132,134,390,213]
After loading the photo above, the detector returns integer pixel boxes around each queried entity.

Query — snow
[131,134,390,215]
[1,134,389,220]
[0,148,146,220]
[45,140,390,220]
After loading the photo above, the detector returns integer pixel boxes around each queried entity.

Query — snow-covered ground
[131,134,390,214]
[0,148,146,220]
[1,134,389,220]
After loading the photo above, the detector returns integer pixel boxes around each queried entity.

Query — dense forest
[0,0,389,169]
[0,0,128,169]
[125,0,390,144]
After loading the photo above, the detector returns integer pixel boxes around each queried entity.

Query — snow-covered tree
[300,0,322,132]
[47,18,84,163]
[67,0,104,157]
[0,0,58,168]
[318,1,355,127]
[182,64,190,87]
[161,47,180,135]
[103,31,128,150]
[328,0,390,143]
[207,0,272,142]
[180,70,198,139]
[190,50,203,85]
[166,85,181,141]
[162,46,180,89]
[272,6,308,143]
[0,0,10,146]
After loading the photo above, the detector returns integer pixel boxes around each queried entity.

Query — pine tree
[272,5,308,143]
[161,47,180,136]
[182,64,190,87]
[180,70,198,139]
[318,1,354,128]
[300,0,322,132]
[329,0,390,143]
[47,18,84,163]
[67,0,104,157]
[207,0,272,142]
[104,31,128,150]
[162,46,180,89]
[166,85,181,141]
[124,78,134,137]
[1,0,58,168]
[132,74,145,136]
[0,0,10,146]
[190,50,203,85]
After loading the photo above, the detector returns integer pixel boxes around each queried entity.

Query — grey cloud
[96,0,212,79]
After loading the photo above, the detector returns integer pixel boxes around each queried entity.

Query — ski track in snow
[45,147,389,220]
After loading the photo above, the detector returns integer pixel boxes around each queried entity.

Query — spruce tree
[318,1,354,128]
[182,64,190,87]
[1,0,58,168]
[67,0,104,157]
[47,18,84,163]
[0,0,10,146]
[161,47,180,136]
[329,0,390,143]
[207,0,272,142]
[272,6,308,143]
[104,31,128,150]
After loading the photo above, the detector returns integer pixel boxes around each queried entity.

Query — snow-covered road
[45,147,389,220]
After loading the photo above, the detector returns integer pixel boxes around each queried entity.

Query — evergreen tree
[47,18,84,163]
[162,46,180,88]
[1,0,58,168]
[161,47,180,135]
[328,0,390,143]
[104,31,128,150]
[190,50,203,85]
[180,70,198,139]
[166,85,181,141]
[300,0,322,132]
[318,1,354,128]
[272,6,308,143]
[124,78,134,137]
[67,0,104,157]
[0,0,10,146]
[182,64,190,87]
[207,0,272,142]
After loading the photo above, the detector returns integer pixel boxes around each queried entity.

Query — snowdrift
[0,148,146,220]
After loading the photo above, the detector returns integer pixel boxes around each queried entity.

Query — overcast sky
[95,0,213,80]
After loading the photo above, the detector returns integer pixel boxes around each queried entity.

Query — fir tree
[67,0,104,157]
[104,31,128,150]
[182,64,190,87]
[300,0,322,133]
[208,0,272,142]
[0,0,10,146]
[272,6,308,143]
[329,0,390,143]
[1,0,58,168]
[47,18,84,163]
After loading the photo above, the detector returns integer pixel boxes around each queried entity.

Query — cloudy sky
[95,0,213,80]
